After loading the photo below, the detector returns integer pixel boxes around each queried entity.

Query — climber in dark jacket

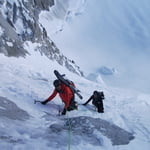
[83,90,104,113]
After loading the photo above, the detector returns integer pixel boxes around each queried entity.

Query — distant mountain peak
[97,66,117,76]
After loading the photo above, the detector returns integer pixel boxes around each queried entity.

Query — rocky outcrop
[0,12,27,57]
[0,0,83,76]
[48,116,134,146]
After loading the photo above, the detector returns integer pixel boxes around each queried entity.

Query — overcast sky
[50,0,150,93]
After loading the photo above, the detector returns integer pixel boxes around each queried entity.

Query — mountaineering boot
[97,105,104,113]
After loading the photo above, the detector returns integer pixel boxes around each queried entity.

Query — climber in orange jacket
[41,80,77,115]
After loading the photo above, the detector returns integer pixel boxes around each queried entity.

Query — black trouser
[92,100,104,112]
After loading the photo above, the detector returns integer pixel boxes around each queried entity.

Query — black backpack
[98,91,105,100]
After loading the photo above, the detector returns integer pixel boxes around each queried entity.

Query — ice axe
[34,100,42,104]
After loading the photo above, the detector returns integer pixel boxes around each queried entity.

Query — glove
[82,103,87,106]
[41,100,49,105]
[61,108,67,115]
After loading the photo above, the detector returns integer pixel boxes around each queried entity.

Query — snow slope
[46,0,150,94]
[39,0,86,36]
[0,42,150,150]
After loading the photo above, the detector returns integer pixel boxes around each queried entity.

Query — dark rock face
[0,0,83,76]
[48,116,134,146]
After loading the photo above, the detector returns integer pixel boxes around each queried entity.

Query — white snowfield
[0,47,150,150]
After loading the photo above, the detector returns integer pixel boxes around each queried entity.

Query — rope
[66,112,72,150]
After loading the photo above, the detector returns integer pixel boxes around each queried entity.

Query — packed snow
[0,42,150,150]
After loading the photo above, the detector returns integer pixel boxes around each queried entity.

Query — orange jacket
[47,83,73,109]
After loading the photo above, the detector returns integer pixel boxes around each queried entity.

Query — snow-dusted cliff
[0,0,84,76]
